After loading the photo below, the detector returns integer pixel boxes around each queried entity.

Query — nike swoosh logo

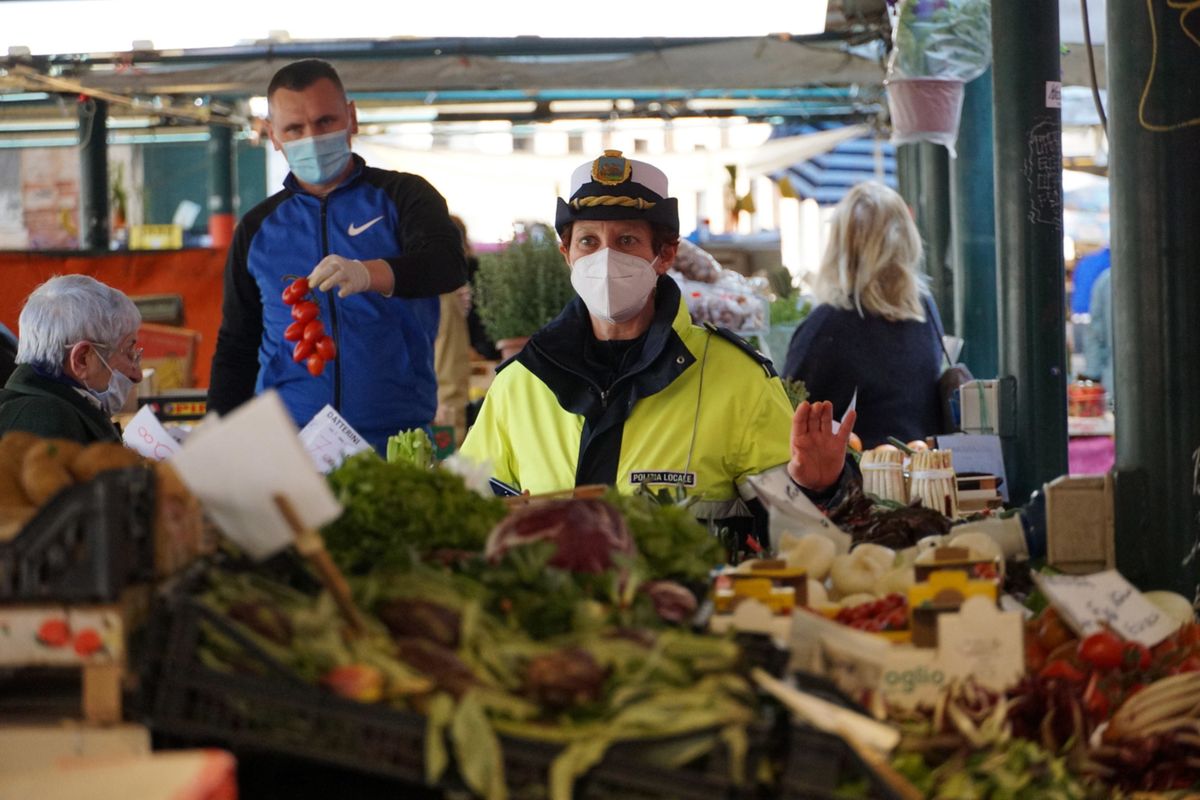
[347,216,384,236]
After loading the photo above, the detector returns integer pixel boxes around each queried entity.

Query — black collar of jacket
[1,363,120,441]
[513,275,697,486]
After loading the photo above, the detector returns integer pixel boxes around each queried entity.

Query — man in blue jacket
[209,59,466,451]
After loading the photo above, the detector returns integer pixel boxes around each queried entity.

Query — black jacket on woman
[782,295,943,449]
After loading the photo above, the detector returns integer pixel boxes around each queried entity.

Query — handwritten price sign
[1033,570,1182,648]
[122,405,183,461]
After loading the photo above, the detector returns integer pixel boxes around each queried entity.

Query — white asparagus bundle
[861,447,907,503]
[909,449,958,518]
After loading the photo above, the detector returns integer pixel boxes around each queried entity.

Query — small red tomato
[281,277,309,305]
[291,300,319,324]
[1078,630,1125,670]
[37,618,71,648]
[293,339,315,362]
[306,354,326,377]
[1082,672,1110,719]
[1122,641,1152,672]
[315,336,336,361]
[1040,659,1086,682]
[284,320,307,342]
[73,628,103,657]
[1168,655,1200,674]
[303,319,325,343]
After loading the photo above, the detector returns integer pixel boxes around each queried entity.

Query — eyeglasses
[68,340,144,364]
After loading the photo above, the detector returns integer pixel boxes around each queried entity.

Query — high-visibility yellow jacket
[461,278,804,520]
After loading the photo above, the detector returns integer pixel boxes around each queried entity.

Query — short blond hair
[815,181,926,322]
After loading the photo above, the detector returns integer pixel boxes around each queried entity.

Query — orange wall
[0,249,227,388]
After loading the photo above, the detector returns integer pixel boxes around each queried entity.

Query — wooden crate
[0,585,150,724]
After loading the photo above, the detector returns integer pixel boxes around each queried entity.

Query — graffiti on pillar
[1139,0,1200,131]
[1023,119,1063,230]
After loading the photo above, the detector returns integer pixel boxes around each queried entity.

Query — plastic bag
[671,239,723,283]
[671,270,769,334]
[886,0,992,154]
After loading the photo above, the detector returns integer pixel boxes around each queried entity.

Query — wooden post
[273,494,367,636]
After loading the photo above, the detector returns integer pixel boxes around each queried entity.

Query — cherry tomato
[73,628,103,657]
[291,300,319,324]
[281,277,309,305]
[1122,640,1152,672]
[284,320,307,342]
[315,336,337,361]
[1078,629,1125,670]
[1040,659,1086,682]
[306,354,326,377]
[293,339,315,362]
[37,618,71,648]
[303,319,325,343]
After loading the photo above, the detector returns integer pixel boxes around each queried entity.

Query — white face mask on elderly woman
[570,248,659,324]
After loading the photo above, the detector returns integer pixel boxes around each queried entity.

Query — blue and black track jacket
[208,155,466,450]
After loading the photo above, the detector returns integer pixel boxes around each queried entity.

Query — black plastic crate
[141,594,430,784]
[0,466,156,602]
[780,723,902,800]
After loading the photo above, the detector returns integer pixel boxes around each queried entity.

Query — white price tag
[1033,569,1182,647]
[170,392,342,561]
[122,405,183,461]
[298,405,373,473]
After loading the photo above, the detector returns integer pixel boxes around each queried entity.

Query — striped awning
[771,122,897,206]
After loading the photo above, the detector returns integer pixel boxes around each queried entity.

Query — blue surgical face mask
[281,129,353,186]
[91,349,136,416]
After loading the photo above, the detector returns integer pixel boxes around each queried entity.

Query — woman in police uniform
[460,151,857,531]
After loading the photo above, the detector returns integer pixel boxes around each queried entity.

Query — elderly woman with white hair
[0,275,144,443]
[782,181,945,449]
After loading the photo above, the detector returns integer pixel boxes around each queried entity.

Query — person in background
[461,150,858,546]
[433,215,474,445]
[208,59,466,452]
[1084,267,1113,407]
[453,216,500,361]
[0,275,143,443]
[782,181,944,449]
[1069,245,1110,366]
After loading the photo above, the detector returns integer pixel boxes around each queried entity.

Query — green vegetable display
[322,451,507,574]
[890,739,1102,800]
[602,488,724,584]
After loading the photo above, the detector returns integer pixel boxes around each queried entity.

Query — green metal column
[951,68,999,378]
[77,97,109,251]
[1108,1,1200,595]
[896,143,921,213]
[208,122,236,247]
[991,0,1068,503]
[917,142,954,331]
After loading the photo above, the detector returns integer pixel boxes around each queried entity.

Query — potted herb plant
[473,232,577,360]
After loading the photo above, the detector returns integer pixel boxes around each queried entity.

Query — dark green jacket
[0,364,121,444]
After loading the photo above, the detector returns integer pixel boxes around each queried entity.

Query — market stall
[1,389,1197,799]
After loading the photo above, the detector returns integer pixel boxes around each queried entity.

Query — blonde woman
[782,181,944,448]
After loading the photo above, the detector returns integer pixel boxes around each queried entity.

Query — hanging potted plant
[886,0,992,155]
[473,231,577,360]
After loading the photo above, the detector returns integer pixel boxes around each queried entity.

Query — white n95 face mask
[570,248,659,323]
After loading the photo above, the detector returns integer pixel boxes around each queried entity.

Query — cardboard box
[958,379,1002,434]
[138,323,201,390]
[1045,473,1114,574]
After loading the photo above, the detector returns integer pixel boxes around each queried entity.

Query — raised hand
[787,400,855,492]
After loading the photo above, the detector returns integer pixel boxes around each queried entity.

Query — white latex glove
[308,254,370,298]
